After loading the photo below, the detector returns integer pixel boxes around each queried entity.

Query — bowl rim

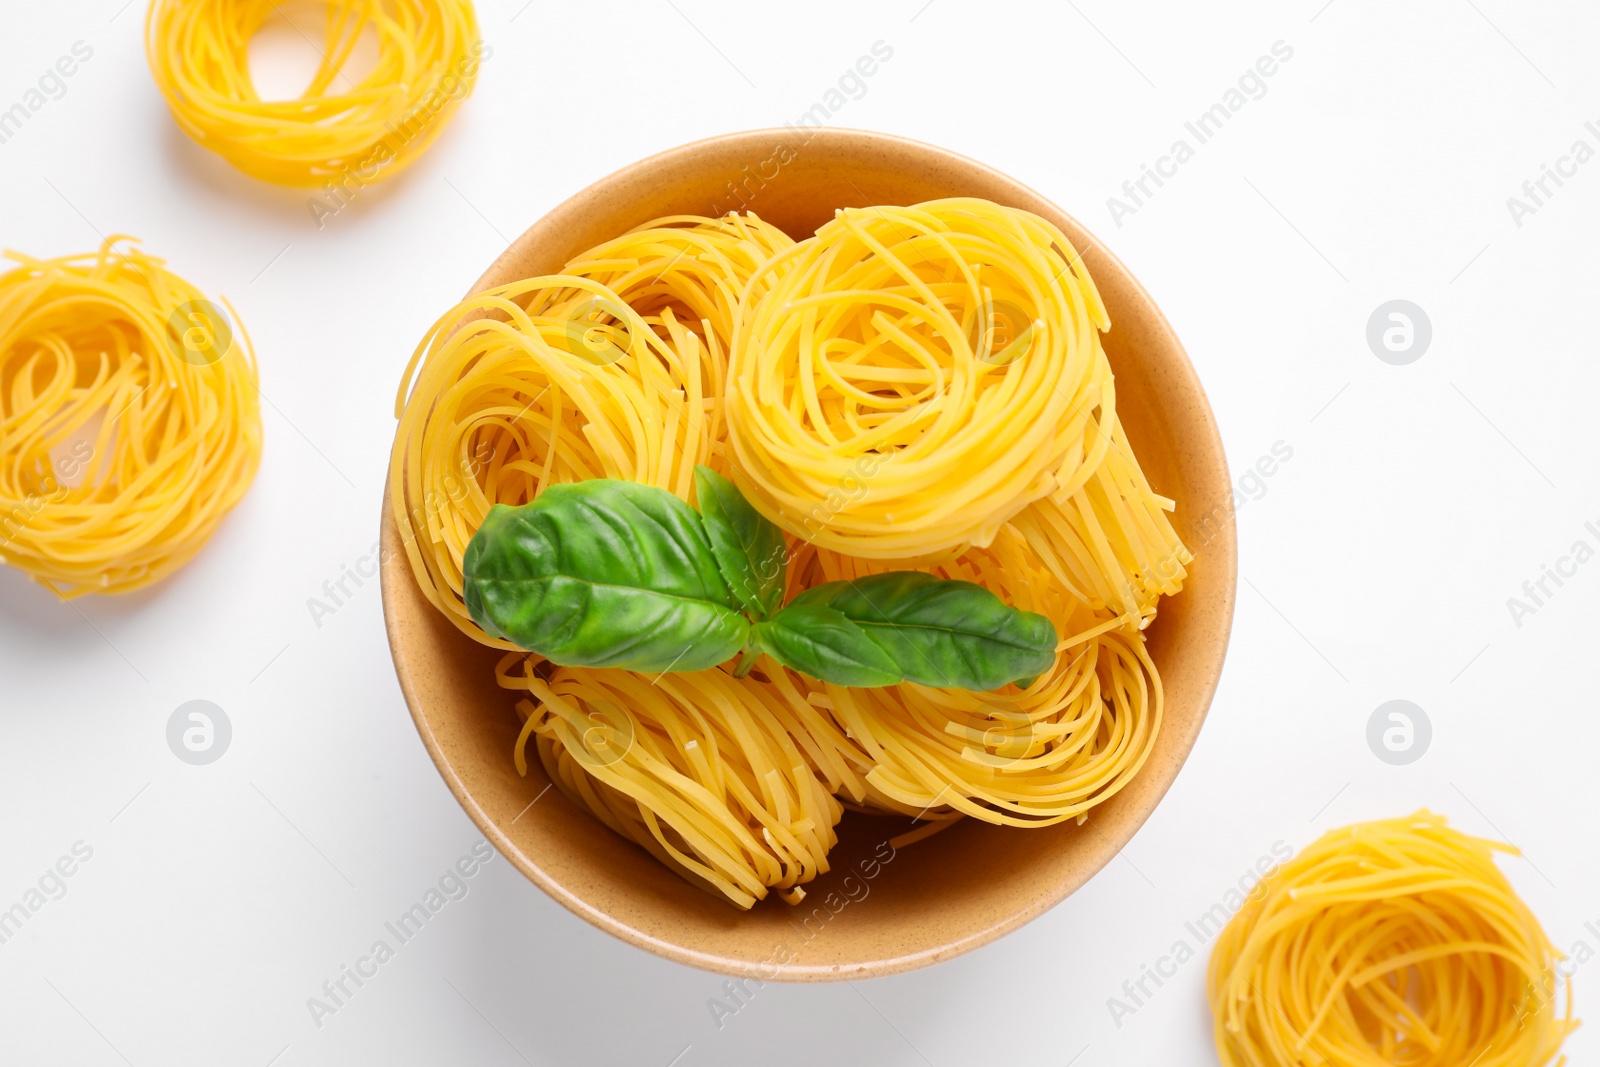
[381,126,1237,980]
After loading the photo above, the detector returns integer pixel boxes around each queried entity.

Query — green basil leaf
[751,604,902,688]
[790,572,1057,690]
[464,482,749,672]
[693,465,787,620]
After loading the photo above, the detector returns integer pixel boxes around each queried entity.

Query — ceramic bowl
[380,128,1236,980]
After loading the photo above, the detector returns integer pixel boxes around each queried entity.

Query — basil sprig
[693,465,787,620]
[464,468,1057,691]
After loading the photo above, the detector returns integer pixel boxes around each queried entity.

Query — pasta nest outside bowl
[146,0,483,187]
[0,238,261,597]
[379,129,1237,980]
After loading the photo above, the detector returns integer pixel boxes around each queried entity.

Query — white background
[3,1,1598,1064]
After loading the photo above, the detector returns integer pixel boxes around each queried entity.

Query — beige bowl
[380,129,1236,981]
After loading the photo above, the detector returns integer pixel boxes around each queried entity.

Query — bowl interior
[380,128,1236,980]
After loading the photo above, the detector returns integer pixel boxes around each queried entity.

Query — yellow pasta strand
[0,238,261,597]
[497,654,853,909]
[1012,412,1191,628]
[1208,811,1578,1067]
[147,0,482,186]
[727,198,1114,559]
[791,525,1162,827]
[388,214,793,647]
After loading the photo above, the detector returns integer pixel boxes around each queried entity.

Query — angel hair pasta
[147,0,482,187]
[0,238,261,596]
[1011,412,1191,629]
[1208,811,1578,1067]
[726,198,1117,559]
[389,214,793,647]
[497,654,857,908]
[790,525,1162,827]
[392,202,1193,908]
